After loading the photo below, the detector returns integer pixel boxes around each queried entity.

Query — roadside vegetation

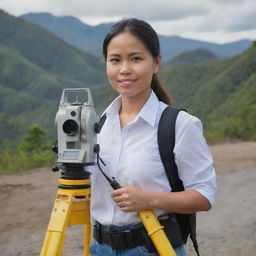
[0,124,55,173]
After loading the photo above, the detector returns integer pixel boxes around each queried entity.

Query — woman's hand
[111,185,150,212]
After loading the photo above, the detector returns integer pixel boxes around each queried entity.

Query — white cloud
[0,0,255,43]
[150,0,256,42]
[0,0,210,21]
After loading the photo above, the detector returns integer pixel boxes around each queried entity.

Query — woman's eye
[132,56,143,62]
[109,58,120,63]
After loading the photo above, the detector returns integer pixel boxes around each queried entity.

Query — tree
[19,124,48,152]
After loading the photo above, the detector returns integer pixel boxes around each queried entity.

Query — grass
[0,148,56,173]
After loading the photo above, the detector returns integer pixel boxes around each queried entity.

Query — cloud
[49,0,210,21]
[221,1,256,32]
[0,0,210,21]
[1,0,256,28]
[148,0,256,43]
[0,0,255,43]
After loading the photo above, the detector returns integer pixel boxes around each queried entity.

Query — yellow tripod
[40,167,176,256]
[40,165,92,256]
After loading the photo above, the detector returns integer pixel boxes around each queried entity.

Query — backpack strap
[157,106,200,256]
[157,106,184,192]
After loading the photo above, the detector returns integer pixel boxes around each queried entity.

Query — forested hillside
[0,10,104,83]
[161,43,256,141]
[21,12,112,59]
[167,48,219,67]
[0,9,114,144]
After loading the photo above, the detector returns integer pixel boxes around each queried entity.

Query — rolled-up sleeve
[174,111,217,206]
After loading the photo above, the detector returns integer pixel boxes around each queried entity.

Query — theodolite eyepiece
[63,119,79,136]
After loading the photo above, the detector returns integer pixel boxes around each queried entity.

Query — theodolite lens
[63,119,79,136]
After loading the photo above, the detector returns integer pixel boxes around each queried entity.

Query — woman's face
[106,32,160,100]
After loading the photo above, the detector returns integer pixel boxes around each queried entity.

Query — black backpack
[157,106,200,256]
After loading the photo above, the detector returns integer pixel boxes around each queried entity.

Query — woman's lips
[118,79,137,87]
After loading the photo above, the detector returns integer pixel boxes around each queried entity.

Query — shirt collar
[137,91,159,127]
[103,95,122,118]
[103,91,160,127]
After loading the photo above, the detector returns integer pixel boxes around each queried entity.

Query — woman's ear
[154,55,161,74]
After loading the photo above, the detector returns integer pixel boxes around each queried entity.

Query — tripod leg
[139,210,176,256]
[67,197,91,256]
[84,223,91,256]
[40,190,73,256]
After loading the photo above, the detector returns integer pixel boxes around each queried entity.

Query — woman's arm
[112,185,211,213]
[147,189,211,213]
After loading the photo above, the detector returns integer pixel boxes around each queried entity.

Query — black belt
[93,213,184,251]
[93,223,150,250]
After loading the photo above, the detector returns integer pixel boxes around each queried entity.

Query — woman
[90,18,216,256]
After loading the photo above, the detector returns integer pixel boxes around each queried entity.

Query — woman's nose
[119,61,131,75]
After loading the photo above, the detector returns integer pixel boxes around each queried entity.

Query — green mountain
[161,43,256,141]
[21,12,252,61]
[0,10,105,84]
[159,35,252,61]
[167,48,219,67]
[0,43,101,142]
[0,9,115,144]
[21,12,112,59]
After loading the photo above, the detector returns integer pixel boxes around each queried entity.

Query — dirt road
[0,141,256,255]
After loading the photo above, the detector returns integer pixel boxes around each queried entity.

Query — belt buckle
[124,230,136,248]
[110,233,126,249]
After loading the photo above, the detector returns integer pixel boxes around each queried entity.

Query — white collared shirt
[90,91,216,226]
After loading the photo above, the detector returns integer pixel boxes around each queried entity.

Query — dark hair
[103,18,171,104]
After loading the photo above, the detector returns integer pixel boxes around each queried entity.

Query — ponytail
[151,74,171,105]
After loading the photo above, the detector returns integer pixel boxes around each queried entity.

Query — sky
[0,0,256,44]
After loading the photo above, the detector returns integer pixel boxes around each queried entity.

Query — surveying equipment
[40,88,176,256]
[40,88,98,256]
